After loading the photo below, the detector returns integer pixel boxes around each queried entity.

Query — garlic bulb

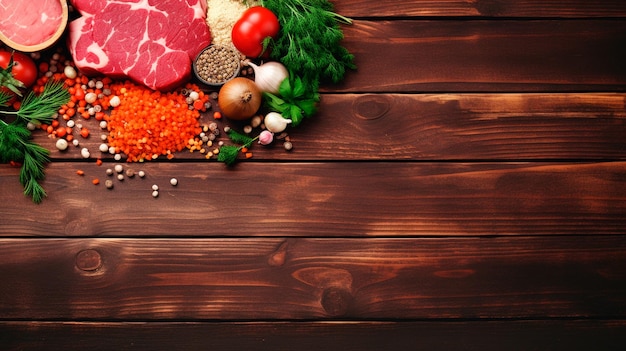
[247,61,289,94]
[264,112,292,133]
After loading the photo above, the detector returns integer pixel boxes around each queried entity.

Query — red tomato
[231,6,280,58]
[0,50,38,88]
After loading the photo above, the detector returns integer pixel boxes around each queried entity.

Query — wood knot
[76,249,102,272]
[353,95,390,120]
[268,241,288,267]
[321,287,352,317]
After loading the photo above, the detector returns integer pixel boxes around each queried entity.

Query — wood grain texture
[338,20,626,92]
[30,93,626,161]
[1,162,624,236]
[335,0,626,17]
[1,237,625,320]
[2,320,626,351]
[2,0,625,347]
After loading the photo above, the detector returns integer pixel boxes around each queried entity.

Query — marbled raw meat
[68,0,211,91]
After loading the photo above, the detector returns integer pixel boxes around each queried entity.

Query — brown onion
[218,77,262,120]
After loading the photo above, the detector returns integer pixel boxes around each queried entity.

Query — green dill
[261,0,356,90]
[0,80,71,203]
[217,129,258,166]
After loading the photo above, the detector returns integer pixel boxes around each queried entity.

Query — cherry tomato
[0,50,38,88]
[231,6,280,58]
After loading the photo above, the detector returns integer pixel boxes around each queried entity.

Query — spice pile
[194,45,241,85]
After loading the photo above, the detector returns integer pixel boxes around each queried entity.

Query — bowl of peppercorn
[193,44,242,87]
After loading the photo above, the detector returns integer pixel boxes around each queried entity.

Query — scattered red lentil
[55,127,66,138]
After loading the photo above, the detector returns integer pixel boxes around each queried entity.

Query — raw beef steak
[68,0,211,91]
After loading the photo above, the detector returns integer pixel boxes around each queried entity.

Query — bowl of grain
[193,44,241,87]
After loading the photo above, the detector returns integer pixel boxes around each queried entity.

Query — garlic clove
[258,130,274,145]
[264,112,292,133]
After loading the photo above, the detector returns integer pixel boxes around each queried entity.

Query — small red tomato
[0,50,38,88]
[231,6,280,58]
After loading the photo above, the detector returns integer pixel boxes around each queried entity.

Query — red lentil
[105,81,203,162]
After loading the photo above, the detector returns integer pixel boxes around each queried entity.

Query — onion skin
[218,77,262,120]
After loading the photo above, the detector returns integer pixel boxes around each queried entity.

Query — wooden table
[2,1,626,349]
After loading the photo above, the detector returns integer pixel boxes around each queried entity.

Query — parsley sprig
[0,80,71,203]
[263,73,319,127]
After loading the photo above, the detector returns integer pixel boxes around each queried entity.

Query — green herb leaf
[226,129,255,148]
[18,80,70,125]
[263,72,319,126]
[0,80,70,203]
[296,98,318,117]
[291,75,307,98]
[217,145,241,166]
[278,75,293,98]
[262,0,355,89]
[0,91,13,106]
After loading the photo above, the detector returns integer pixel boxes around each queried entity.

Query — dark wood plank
[1,237,625,319]
[337,20,626,92]
[1,162,625,236]
[335,0,626,18]
[32,93,626,161]
[2,320,626,351]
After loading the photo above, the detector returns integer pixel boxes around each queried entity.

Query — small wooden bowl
[193,44,241,87]
[0,0,69,52]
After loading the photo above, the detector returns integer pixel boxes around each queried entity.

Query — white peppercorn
[56,139,68,151]
[109,95,121,108]
[64,66,77,79]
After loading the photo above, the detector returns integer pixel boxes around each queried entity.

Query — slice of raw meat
[68,0,211,91]
[0,0,68,52]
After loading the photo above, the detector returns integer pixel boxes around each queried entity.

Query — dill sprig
[261,0,355,90]
[0,80,70,203]
[217,129,258,166]
[11,80,70,125]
